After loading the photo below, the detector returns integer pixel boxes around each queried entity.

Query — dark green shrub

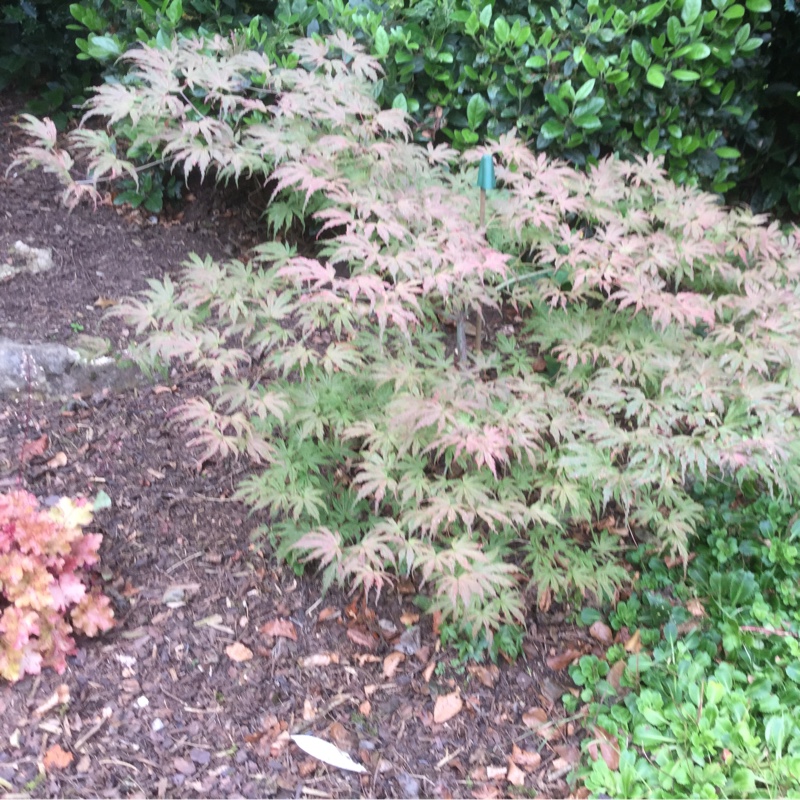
[251,0,772,196]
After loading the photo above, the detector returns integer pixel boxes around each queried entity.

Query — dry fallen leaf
[43,744,73,771]
[225,642,254,662]
[359,700,371,716]
[317,606,340,622]
[589,620,613,645]
[34,684,70,717]
[299,653,339,668]
[510,744,542,772]
[467,664,499,688]
[347,627,378,650]
[383,651,405,678]
[521,707,559,740]
[624,629,642,653]
[506,760,526,787]
[46,451,68,470]
[290,734,366,773]
[546,648,583,671]
[399,611,419,625]
[20,434,48,463]
[607,659,626,692]
[587,726,620,771]
[433,691,463,724]
[260,618,298,641]
[687,597,706,618]
[423,660,436,683]
[93,296,118,309]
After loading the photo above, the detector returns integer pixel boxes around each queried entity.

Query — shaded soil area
[0,91,598,798]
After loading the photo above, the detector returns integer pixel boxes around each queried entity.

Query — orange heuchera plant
[0,491,115,682]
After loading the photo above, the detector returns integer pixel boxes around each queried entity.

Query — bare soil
[0,90,598,799]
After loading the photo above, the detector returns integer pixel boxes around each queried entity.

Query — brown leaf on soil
[624,629,642,653]
[43,744,73,770]
[587,726,620,771]
[433,691,463,724]
[431,609,442,637]
[538,586,553,612]
[467,663,499,688]
[510,744,542,772]
[347,627,378,650]
[260,618,298,641]
[46,451,68,469]
[383,651,405,678]
[521,707,559,740]
[423,660,436,682]
[354,653,382,666]
[225,642,254,662]
[328,721,357,751]
[553,743,582,765]
[607,659,626,692]
[317,606,340,622]
[93,296,118,309]
[34,684,70,717]
[589,620,613,645]
[546,648,582,671]
[687,597,706,617]
[485,765,507,780]
[359,700,371,716]
[20,434,48,463]
[299,652,339,668]
[400,611,420,625]
[506,760,526,787]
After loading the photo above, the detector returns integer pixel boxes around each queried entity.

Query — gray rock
[0,241,54,282]
[0,337,146,399]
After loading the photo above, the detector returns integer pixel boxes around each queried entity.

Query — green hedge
[5,0,799,213]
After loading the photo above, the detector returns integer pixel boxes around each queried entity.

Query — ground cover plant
[0,490,115,683]
[10,33,800,648]
[572,484,800,797]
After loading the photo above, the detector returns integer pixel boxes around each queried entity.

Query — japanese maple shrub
[0,490,115,682]
[11,34,800,639]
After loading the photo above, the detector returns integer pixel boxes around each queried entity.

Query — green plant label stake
[470,154,496,357]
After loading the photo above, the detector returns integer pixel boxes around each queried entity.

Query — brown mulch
[0,90,595,799]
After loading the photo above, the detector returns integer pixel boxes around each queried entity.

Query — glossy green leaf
[723,3,745,17]
[540,119,565,138]
[667,16,681,45]
[391,93,408,112]
[631,40,650,67]
[466,93,488,130]
[646,65,666,88]
[546,93,570,117]
[573,113,602,130]
[715,146,741,158]
[745,0,771,10]
[672,68,700,81]
[479,4,492,28]
[494,16,510,45]
[374,25,389,57]
[681,0,702,25]
[574,79,596,102]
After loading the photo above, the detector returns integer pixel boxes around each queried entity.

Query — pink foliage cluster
[0,491,115,682]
